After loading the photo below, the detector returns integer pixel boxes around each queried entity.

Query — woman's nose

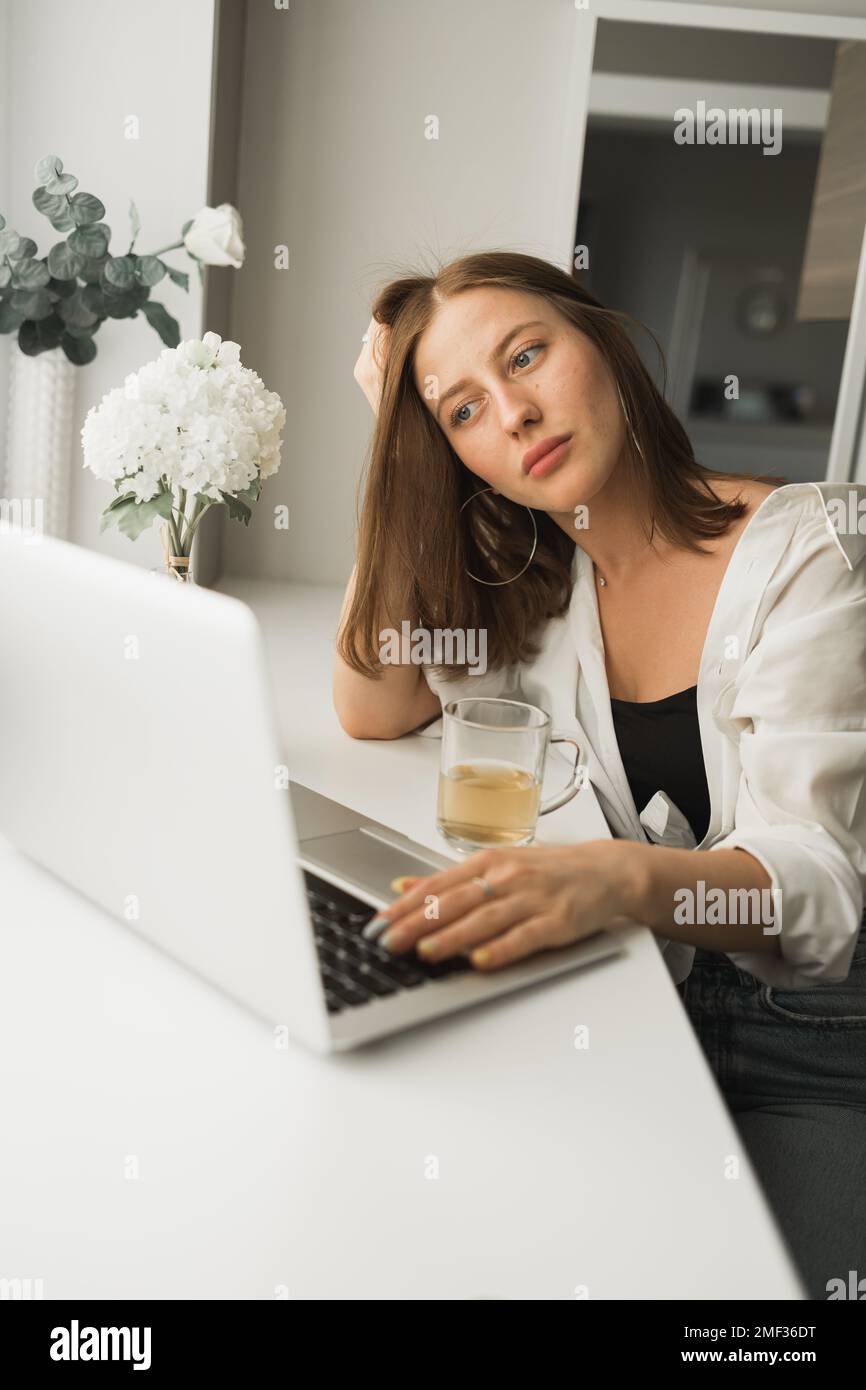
[497,389,540,434]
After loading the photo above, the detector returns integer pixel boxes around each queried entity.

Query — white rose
[175,332,241,369]
[183,205,245,268]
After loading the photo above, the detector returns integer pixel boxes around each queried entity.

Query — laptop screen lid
[0,530,330,1051]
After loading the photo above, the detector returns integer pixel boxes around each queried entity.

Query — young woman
[333,251,866,1299]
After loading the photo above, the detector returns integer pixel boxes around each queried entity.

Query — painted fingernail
[417,938,437,958]
[380,929,404,952]
[471,948,491,967]
[390,875,419,894]
[362,914,390,941]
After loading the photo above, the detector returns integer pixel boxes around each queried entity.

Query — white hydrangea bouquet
[81,330,285,580]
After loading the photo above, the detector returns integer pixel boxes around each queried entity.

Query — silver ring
[472,876,495,900]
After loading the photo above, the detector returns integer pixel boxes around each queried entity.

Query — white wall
[666,0,866,15]
[0,0,215,569]
[0,0,11,470]
[681,0,866,13]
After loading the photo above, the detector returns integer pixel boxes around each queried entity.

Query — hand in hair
[353,315,390,417]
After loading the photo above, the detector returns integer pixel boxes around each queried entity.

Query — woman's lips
[526,435,572,479]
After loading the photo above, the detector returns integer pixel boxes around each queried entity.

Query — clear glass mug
[436,698,584,853]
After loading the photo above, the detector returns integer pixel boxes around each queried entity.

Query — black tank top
[609,685,711,845]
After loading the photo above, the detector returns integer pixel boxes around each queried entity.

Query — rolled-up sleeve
[710,521,866,988]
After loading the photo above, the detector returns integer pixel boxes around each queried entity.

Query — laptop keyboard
[303,869,472,1014]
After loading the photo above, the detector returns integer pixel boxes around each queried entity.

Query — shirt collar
[563,482,827,841]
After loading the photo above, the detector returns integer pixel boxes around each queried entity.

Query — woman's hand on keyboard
[365,840,643,971]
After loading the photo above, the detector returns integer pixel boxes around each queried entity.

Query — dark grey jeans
[675,906,866,1301]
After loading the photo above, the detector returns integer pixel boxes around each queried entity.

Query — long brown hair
[339,250,782,682]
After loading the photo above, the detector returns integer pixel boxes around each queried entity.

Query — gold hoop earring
[616,381,645,463]
[459,486,538,586]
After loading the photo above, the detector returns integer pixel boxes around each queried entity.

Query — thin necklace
[593,518,657,587]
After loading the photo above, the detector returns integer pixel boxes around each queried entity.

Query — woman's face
[412,286,627,515]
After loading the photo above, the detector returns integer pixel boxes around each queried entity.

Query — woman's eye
[450,399,480,427]
[511,342,543,370]
[448,342,544,428]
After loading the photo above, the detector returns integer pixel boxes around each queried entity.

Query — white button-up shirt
[419,481,866,989]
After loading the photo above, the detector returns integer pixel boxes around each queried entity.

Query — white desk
[0,576,805,1299]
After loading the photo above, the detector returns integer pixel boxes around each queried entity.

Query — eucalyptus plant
[0,155,204,365]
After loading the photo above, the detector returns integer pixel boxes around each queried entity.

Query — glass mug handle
[539,734,585,816]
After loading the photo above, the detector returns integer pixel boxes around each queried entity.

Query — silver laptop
[0,529,622,1053]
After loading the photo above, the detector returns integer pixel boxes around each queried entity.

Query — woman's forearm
[616,842,782,955]
[332,563,440,738]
